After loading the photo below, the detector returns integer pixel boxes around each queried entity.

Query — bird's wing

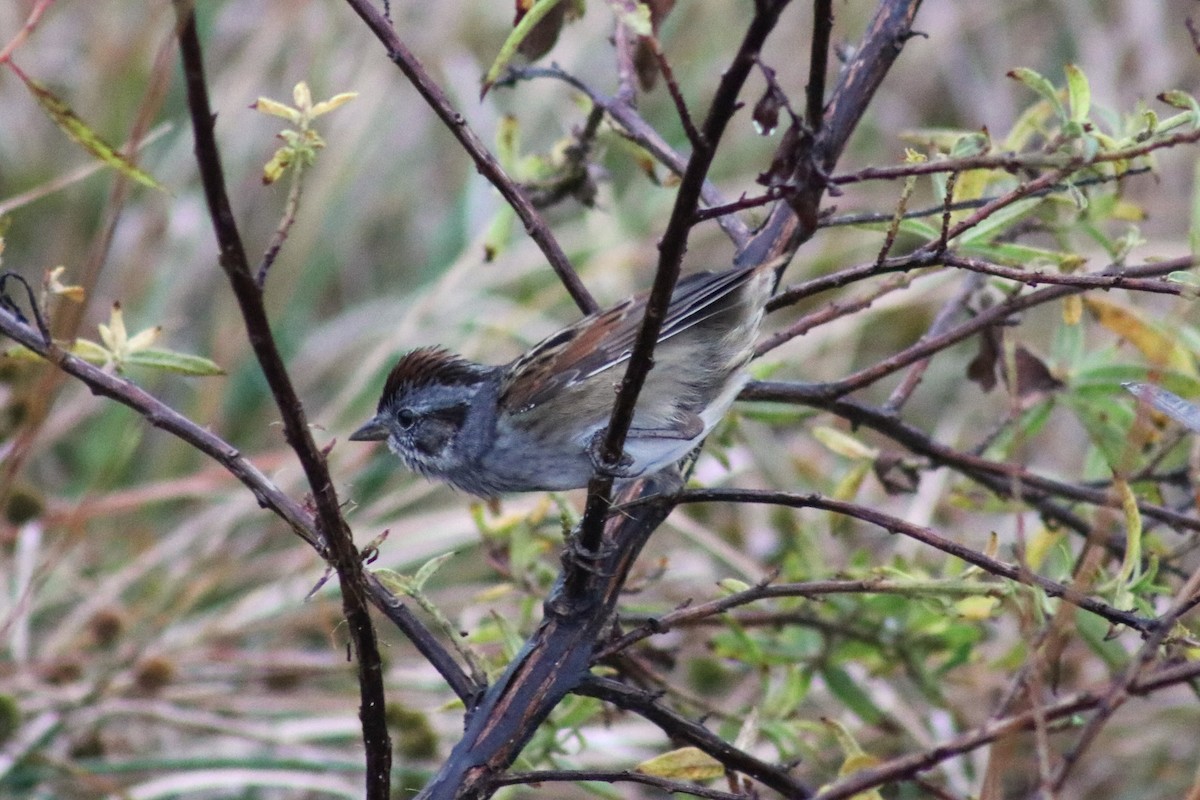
[500,264,762,412]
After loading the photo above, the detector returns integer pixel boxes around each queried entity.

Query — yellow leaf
[718,579,751,595]
[1025,527,1063,571]
[955,595,999,620]
[1113,478,1142,585]
[813,426,878,460]
[635,746,724,782]
[251,96,302,124]
[1083,296,1198,375]
[125,325,162,352]
[262,146,292,185]
[1062,295,1083,325]
[69,338,112,365]
[292,81,313,113]
[821,718,885,800]
[310,91,358,118]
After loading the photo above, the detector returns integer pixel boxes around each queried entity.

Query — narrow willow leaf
[125,348,225,376]
[958,197,1043,246]
[813,426,878,460]
[14,67,162,190]
[482,0,567,95]
[1113,478,1142,586]
[310,92,358,118]
[1065,64,1091,123]
[411,551,456,592]
[1008,67,1066,122]
[1083,297,1198,375]
[70,338,112,365]
[251,96,302,124]
[955,595,999,620]
[1191,157,1200,261]
[635,746,723,781]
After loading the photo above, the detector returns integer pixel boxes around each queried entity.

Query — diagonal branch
[574,0,794,594]
[172,3,391,794]
[340,0,597,314]
[0,304,477,702]
[672,488,1153,630]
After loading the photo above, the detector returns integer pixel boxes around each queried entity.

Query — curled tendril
[0,271,51,344]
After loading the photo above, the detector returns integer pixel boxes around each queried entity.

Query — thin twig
[811,659,1200,799]
[495,769,747,800]
[340,0,597,315]
[672,488,1153,630]
[742,382,1200,536]
[574,0,794,595]
[579,675,815,798]
[806,0,833,130]
[172,4,392,794]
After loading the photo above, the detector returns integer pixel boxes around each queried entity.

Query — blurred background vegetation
[1,0,1198,797]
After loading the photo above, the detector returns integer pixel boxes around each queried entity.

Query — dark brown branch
[340,0,597,314]
[806,0,833,130]
[496,65,752,247]
[944,252,1189,293]
[672,489,1153,630]
[828,126,1200,185]
[495,770,746,800]
[0,305,478,705]
[575,0,794,593]
[173,5,391,794]
[741,384,1200,536]
[415,476,681,800]
[737,0,924,267]
[810,659,1200,799]
[578,675,814,798]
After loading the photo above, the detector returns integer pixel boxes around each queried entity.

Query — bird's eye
[396,409,417,429]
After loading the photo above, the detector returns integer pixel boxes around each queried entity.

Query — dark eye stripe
[427,404,467,427]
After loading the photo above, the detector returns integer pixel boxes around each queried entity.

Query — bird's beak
[349,415,389,442]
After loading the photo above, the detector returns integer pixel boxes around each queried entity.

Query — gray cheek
[413,420,455,457]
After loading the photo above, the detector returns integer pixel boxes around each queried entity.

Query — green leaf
[13,65,163,190]
[1065,64,1091,123]
[821,664,884,725]
[635,747,724,781]
[1191,157,1200,262]
[482,0,567,95]
[606,0,652,36]
[1008,67,1066,123]
[963,241,1087,270]
[958,197,1043,246]
[125,348,225,376]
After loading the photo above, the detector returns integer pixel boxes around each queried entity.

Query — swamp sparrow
[350,261,777,496]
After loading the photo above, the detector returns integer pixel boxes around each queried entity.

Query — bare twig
[579,675,815,798]
[828,126,1200,185]
[806,0,833,131]
[742,383,1200,536]
[575,0,794,593]
[812,659,1200,799]
[498,64,751,247]
[495,770,747,800]
[812,257,1193,398]
[172,4,391,794]
[340,0,597,314]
